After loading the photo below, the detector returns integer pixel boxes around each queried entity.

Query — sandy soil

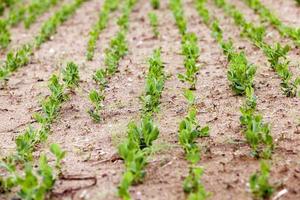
[0,0,299,200]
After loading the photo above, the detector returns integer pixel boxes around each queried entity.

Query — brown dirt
[0,0,300,200]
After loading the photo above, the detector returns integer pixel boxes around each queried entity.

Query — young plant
[50,143,66,170]
[117,0,138,31]
[104,31,128,76]
[183,166,210,200]
[141,48,165,115]
[88,90,104,123]
[118,117,159,199]
[184,89,196,106]
[151,0,160,9]
[179,108,209,164]
[0,19,10,49]
[15,127,39,161]
[62,61,80,89]
[169,0,187,35]
[195,0,210,23]
[0,44,32,80]
[178,33,200,90]
[249,161,274,199]
[262,42,299,97]
[227,52,256,95]
[0,144,65,199]
[148,12,159,38]
[127,117,160,150]
[0,157,18,193]
[17,155,55,200]
[93,69,107,89]
[240,88,274,159]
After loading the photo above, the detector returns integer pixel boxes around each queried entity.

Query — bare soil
[0,0,299,200]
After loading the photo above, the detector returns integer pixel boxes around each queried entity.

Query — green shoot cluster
[249,161,274,199]
[179,33,200,90]
[150,0,160,9]
[240,88,274,159]
[141,49,165,114]
[179,108,209,164]
[0,44,32,80]
[86,0,119,60]
[118,117,159,200]
[183,166,210,200]
[148,12,159,38]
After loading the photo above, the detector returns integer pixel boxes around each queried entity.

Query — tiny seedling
[50,143,66,170]
[179,108,209,164]
[183,166,209,200]
[88,90,104,123]
[148,12,159,38]
[178,33,200,90]
[227,52,256,95]
[151,0,160,9]
[249,161,274,199]
[141,48,165,115]
[184,89,196,106]
[170,0,187,35]
[62,62,80,89]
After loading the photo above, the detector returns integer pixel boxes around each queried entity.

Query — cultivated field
[0,0,299,199]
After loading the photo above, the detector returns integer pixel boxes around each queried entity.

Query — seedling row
[0,0,299,199]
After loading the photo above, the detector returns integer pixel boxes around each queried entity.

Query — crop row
[116,2,166,199]
[196,0,274,199]
[0,0,18,16]
[118,48,165,200]
[213,0,300,97]
[0,0,60,49]
[169,0,211,199]
[0,62,79,199]
[0,0,297,199]
[88,0,137,123]
[243,0,300,46]
[0,0,85,81]
[86,0,119,61]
